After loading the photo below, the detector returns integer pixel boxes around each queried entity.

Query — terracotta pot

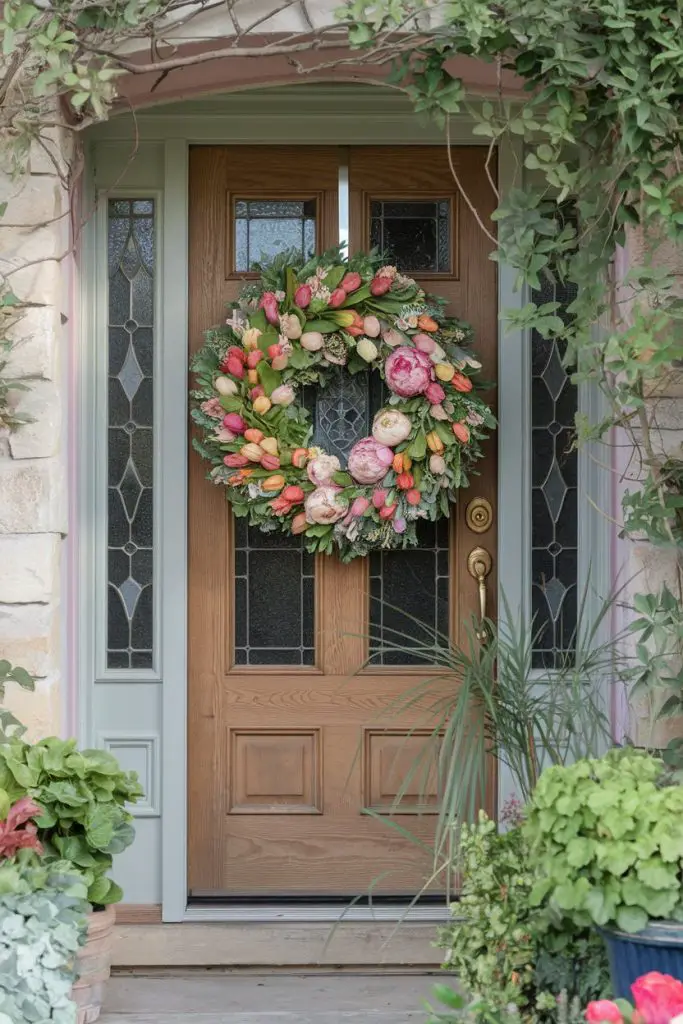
[72,905,116,1024]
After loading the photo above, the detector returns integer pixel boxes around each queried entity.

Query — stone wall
[0,130,70,739]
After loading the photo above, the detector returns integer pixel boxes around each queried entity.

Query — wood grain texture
[112,923,440,967]
[116,905,163,925]
[188,146,498,897]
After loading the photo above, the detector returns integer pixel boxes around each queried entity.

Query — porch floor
[101,974,439,1022]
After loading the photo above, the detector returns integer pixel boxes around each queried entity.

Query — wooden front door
[188,146,497,898]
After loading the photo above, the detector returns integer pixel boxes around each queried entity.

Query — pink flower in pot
[385,346,433,397]
[348,437,394,484]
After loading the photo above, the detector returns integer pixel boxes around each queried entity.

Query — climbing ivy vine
[338,0,683,766]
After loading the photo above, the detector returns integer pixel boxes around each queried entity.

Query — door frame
[78,85,611,923]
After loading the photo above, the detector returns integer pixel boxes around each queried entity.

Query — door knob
[467,547,493,643]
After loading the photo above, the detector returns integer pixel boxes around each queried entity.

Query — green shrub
[0,737,143,906]
[525,748,683,934]
[438,812,609,1024]
[0,851,88,1024]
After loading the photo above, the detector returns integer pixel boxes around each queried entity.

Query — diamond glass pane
[531,275,579,668]
[370,198,450,273]
[107,199,155,670]
[234,199,316,272]
[369,518,450,665]
[234,519,315,666]
[313,369,370,464]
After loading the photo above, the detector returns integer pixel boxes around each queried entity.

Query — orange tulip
[392,452,412,473]
[452,372,474,393]
[406,488,422,506]
[417,315,439,333]
[244,428,264,444]
[282,485,305,503]
[262,474,285,492]
[292,447,309,469]
[291,511,308,534]
[452,421,470,443]
[396,471,414,490]
[426,431,444,454]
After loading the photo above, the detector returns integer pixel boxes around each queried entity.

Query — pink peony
[385,346,433,397]
[585,1001,623,1024]
[425,382,446,404]
[307,453,341,486]
[201,398,224,419]
[632,973,683,1024]
[348,438,394,485]
[305,485,348,525]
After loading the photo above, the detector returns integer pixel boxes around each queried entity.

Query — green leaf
[256,361,281,396]
[302,319,338,334]
[615,905,648,934]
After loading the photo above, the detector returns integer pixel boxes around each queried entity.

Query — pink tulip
[425,382,446,404]
[413,333,436,354]
[259,291,280,325]
[250,386,265,400]
[370,276,392,296]
[393,517,407,534]
[350,496,370,517]
[268,343,282,360]
[379,503,397,520]
[246,350,263,369]
[329,287,347,308]
[372,489,388,509]
[272,354,289,371]
[223,413,246,434]
[260,454,281,471]
[224,453,249,468]
[226,356,245,379]
[341,272,362,293]
[584,1002,623,1024]
[294,284,312,308]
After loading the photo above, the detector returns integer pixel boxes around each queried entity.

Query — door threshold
[183,902,450,923]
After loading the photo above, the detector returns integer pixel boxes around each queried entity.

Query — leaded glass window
[313,369,370,464]
[531,276,579,668]
[370,199,451,274]
[234,199,316,272]
[234,520,315,666]
[369,519,450,666]
[107,199,155,670]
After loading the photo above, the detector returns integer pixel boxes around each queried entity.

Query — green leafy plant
[0,659,36,741]
[525,748,683,935]
[0,737,143,906]
[361,588,614,869]
[439,811,609,1024]
[425,986,587,1024]
[0,850,88,1024]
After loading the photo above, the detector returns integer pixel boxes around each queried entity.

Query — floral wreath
[191,248,496,562]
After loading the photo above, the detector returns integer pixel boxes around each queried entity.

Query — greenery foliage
[0,851,87,1024]
[0,737,143,906]
[525,748,683,934]
[438,812,609,1024]
[0,659,36,742]
[339,0,683,764]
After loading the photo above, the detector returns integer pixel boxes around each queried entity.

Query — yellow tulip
[260,437,279,456]
[262,474,285,493]
[253,395,272,415]
[240,443,264,462]
[426,431,445,454]
[435,362,455,382]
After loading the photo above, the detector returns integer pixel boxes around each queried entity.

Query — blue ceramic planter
[600,922,683,998]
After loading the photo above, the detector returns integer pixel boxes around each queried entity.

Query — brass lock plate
[465,497,493,534]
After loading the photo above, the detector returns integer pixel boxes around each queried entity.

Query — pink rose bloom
[307,454,341,486]
[585,1001,623,1024]
[201,398,224,419]
[632,973,683,1024]
[425,382,446,404]
[304,485,348,525]
[385,347,433,397]
[348,437,394,485]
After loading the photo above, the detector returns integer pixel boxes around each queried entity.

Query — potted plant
[0,736,143,1022]
[586,971,683,1024]
[0,794,88,1024]
[525,748,683,998]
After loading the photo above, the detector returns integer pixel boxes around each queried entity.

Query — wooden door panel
[188,145,497,898]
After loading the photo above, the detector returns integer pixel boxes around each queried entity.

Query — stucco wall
[0,130,70,739]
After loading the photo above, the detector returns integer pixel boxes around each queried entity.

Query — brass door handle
[467,547,493,643]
